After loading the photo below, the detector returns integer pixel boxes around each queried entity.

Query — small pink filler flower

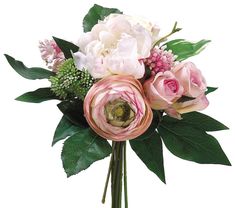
[39,39,65,72]
[144,47,176,75]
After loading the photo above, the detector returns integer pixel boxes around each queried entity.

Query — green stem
[123,142,128,208]
[102,142,116,204]
[152,21,182,48]
[116,143,123,208]
[107,141,129,208]
[111,142,118,208]
[111,142,124,208]
[156,110,163,127]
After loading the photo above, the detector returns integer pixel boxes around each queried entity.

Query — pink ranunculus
[173,62,207,97]
[83,75,153,141]
[39,39,65,72]
[143,71,184,110]
[168,93,209,116]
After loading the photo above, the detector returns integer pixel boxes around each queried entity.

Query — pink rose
[39,39,65,72]
[84,75,153,141]
[166,94,209,119]
[143,71,184,110]
[173,62,207,97]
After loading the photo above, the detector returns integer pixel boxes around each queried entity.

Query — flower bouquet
[5,4,231,208]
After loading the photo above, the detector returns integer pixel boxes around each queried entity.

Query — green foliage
[50,59,79,99]
[52,116,82,146]
[206,87,218,95]
[153,22,182,47]
[162,112,229,132]
[57,98,89,128]
[177,96,195,103]
[61,128,112,177]
[76,69,94,99]
[50,59,94,100]
[165,39,211,61]
[130,128,165,183]
[158,119,231,166]
[53,37,79,59]
[15,88,58,103]
[129,110,230,182]
[83,4,122,32]
[4,54,54,79]
[133,121,159,141]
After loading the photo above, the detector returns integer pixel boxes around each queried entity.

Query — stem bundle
[102,141,128,208]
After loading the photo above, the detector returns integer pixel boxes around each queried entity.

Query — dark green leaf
[158,122,231,166]
[83,4,122,32]
[177,96,195,103]
[130,130,165,183]
[162,111,229,132]
[134,123,158,141]
[165,39,211,61]
[15,88,58,103]
[52,116,82,146]
[57,99,89,128]
[4,54,55,79]
[52,37,79,59]
[144,67,152,80]
[206,87,218,95]
[61,129,112,177]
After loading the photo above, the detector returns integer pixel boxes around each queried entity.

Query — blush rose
[143,71,184,110]
[173,62,207,97]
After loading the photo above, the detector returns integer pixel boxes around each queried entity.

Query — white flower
[74,14,160,79]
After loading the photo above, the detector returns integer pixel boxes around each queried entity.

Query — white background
[0,0,235,207]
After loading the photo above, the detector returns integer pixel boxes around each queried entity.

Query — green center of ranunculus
[104,99,135,128]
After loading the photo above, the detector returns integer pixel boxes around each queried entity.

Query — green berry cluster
[49,59,94,100]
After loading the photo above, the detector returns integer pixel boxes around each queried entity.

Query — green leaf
[15,88,58,103]
[61,129,112,177]
[206,87,218,95]
[144,67,152,80]
[57,99,89,128]
[177,96,195,103]
[83,4,123,32]
[134,123,158,141]
[130,127,165,183]
[158,122,231,166]
[52,37,79,59]
[165,39,211,61]
[162,112,229,132]
[4,54,55,79]
[52,116,82,146]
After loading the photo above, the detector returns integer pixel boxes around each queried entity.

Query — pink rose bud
[143,71,184,110]
[84,75,153,141]
[167,94,209,117]
[173,62,207,97]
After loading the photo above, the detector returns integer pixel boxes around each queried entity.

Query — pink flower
[143,47,176,75]
[173,62,207,97]
[39,40,65,72]
[84,75,153,141]
[166,94,209,118]
[143,71,184,110]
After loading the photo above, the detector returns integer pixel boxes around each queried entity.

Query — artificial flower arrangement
[5,4,231,208]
